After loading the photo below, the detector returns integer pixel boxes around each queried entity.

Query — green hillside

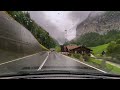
[72,30,120,47]
[90,44,109,55]
[6,11,58,49]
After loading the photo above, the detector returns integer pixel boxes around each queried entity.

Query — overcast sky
[29,11,104,44]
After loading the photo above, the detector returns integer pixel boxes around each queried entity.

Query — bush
[107,54,120,64]
[106,40,120,63]
[55,46,61,52]
[72,54,81,59]
[73,30,120,47]
[82,54,90,61]
[114,44,120,54]
[106,41,116,54]
[116,39,120,44]
[107,41,120,54]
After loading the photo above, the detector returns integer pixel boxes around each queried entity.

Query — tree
[106,42,120,63]
[7,11,58,49]
[116,39,120,44]
[106,41,116,55]
[75,32,103,47]
[73,30,120,47]
[25,12,30,18]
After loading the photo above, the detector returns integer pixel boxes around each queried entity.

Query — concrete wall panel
[0,11,45,61]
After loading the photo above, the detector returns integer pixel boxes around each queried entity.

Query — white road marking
[60,54,107,73]
[0,51,46,66]
[37,52,49,71]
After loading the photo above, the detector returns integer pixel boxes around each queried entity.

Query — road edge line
[37,52,49,71]
[0,51,46,66]
[61,54,107,73]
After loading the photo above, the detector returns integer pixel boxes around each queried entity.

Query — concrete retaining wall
[0,11,44,57]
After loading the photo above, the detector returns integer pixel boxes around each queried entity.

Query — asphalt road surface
[41,52,106,73]
[0,51,107,76]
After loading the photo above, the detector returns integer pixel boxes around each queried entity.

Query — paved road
[0,51,107,76]
[41,52,106,73]
[0,51,48,75]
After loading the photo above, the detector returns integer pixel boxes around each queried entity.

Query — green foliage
[55,46,61,52]
[116,39,120,44]
[103,30,120,43]
[7,11,57,49]
[73,30,120,47]
[106,41,120,63]
[90,44,109,55]
[82,53,90,61]
[107,41,117,54]
[89,57,102,65]
[75,32,105,47]
[64,42,70,45]
[71,54,81,59]
[88,57,120,74]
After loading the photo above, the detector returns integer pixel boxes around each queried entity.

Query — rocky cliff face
[76,11,120,38]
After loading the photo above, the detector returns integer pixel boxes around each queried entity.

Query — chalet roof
[65,45,92,51]
[65,45,80,50]
[71,46,93,51]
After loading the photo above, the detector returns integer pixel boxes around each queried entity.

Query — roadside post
[101,51,106,68]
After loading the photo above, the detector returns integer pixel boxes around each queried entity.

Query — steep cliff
[76,11,120,38]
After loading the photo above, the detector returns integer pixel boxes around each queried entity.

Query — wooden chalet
[60,45,92,56]
[69,46,92,55]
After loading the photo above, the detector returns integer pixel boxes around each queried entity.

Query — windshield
[0,11,120,77]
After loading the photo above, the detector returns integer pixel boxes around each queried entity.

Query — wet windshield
[0,11,120,77]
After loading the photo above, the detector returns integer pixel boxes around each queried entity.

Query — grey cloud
[67,11,91,38]
[68,11,91,23]
[28,11,66,45]
[68,11,105,25]
[28,11,104,44]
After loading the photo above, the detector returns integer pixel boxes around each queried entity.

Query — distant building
[60,45,68,52]
[60,45,78,52]
[60,45,92,56]
[69,46,92,56]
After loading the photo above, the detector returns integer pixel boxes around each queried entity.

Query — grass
[88,57,120,75]
[55,46,61,52]
[106,63,120,74]
[89,43,120,74]
[89,58,101,65]
[90,43,109,56]
[70,54,84,61]
[39,44,49,51]
[68,53,120,75]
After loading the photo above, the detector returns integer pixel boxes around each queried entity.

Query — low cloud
[29,11,66,45]
[68,11,91,24]
[28,11,104,44]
